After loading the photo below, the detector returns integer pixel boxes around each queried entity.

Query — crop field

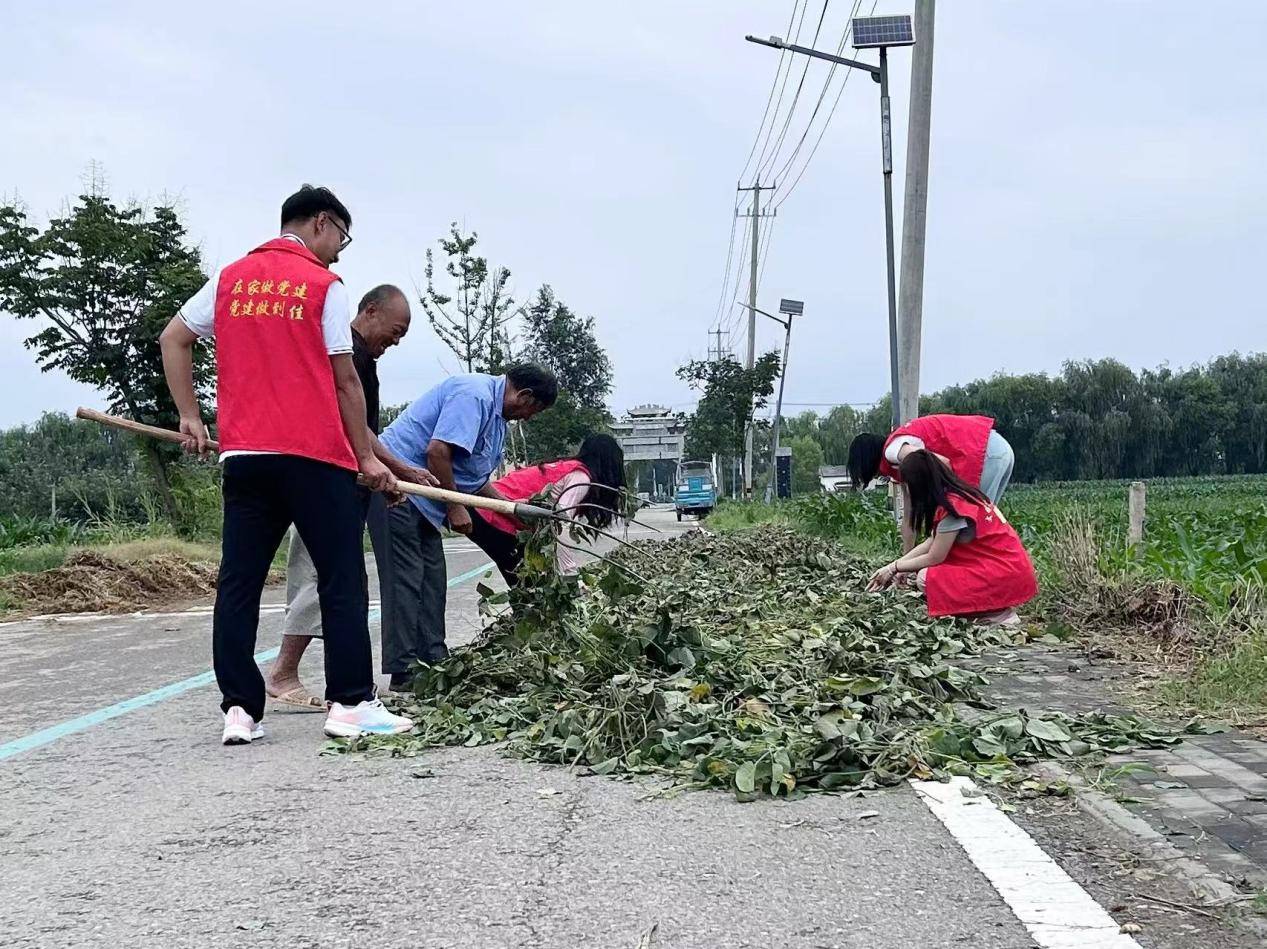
[708,474,1267,721]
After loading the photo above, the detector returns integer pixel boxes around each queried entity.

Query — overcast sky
[2,1,1264,430]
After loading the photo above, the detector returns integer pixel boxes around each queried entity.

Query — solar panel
[851,14,915,49]
[779,298,804,316]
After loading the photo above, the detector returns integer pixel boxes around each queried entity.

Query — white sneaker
[222,706,265,745]
[323,699,415,738]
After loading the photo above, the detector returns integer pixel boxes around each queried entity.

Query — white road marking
[911,777,1141,949]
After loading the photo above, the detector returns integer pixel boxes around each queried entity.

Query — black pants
[215,455,374,721]
[465,508,523,587]
[375,501,449,674]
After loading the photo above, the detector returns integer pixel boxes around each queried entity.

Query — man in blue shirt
[376,363,557,686]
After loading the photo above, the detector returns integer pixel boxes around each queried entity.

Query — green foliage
[788,435,824,496]
[0,412,151,523]
[419,223,516,373]
[0,180,210,518]
[515,286,614,460]
[790,354,1267,482]
[678,353,781,461]
[333,527,1199,798]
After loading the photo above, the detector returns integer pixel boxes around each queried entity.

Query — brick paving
[971,642,1267,893]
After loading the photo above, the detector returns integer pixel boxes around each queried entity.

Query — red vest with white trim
[923,493,1038,618]
[478,459,590,535]
[878,414,994,488]
[212,238,357,471]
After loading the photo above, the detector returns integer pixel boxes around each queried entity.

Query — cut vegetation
[0,543,221,615]
[334,527,1209,798]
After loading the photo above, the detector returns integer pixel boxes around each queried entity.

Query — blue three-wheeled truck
[674,461,716,522]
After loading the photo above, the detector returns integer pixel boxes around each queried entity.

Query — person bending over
[848,413,1015,551]
[866,450,1037,626]
[466,433,626,584]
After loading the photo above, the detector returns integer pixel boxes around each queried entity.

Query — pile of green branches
[334,527,1206,798]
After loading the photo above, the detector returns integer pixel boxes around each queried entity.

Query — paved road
[1,507,1044,948]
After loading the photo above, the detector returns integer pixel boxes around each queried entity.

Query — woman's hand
[867,561,900,592]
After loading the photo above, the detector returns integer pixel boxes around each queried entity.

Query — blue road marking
[0,561,494,762]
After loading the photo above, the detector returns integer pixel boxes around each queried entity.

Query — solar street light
[745,14,915,432]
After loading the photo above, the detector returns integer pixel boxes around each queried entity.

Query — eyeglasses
[325,213,352,251]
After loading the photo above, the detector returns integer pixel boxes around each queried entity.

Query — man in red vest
[159,185,414,746]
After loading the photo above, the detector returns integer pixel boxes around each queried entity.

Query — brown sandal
[268,686,326,712]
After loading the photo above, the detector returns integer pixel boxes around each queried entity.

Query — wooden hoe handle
[75,407,554,522]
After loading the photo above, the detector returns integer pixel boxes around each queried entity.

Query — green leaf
[735,761,756,794]
[847,676,886,696]
[1024,719,1073,742]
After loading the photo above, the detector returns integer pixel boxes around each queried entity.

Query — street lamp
[737,298,801,504]
[745,14,915,432]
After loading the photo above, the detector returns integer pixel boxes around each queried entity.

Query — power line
[768,0,864,195]
[752,1,810,178]
[773,0,879,209]
[737,0,802,185]
[757,215,777,288]
[711,205,740,326]
[756,0,831,183]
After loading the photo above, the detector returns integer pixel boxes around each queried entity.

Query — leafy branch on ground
[329,526,1210,799]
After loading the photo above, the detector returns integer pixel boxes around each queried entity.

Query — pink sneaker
[323,699,414,738]
[221,706,264,745]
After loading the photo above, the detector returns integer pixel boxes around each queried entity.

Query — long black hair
[900,449,990,537]
[847,433,885,489]
[537,433,625,528]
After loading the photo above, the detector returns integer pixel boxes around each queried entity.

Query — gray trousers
[375,499,448,674]
[283,491,380,639]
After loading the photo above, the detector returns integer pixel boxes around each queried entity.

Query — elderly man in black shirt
[265,284,435,709]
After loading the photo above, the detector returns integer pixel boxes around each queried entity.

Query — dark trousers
[375,500,448,674]
[465,508,523,587]
[215,455,374,721]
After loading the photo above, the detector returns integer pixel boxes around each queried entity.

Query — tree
[788,435,825,495]
[419,223,517,373]
[516,286,615,459]
[0,184,209,519]
[678,352,781,464]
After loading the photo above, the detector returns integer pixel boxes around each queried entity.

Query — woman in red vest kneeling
[866,450,1037,625]
[848,413,1015,552]
[466,433,626,585]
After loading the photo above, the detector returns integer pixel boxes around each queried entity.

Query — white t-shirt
[176,234,352,355]
[885,434,925,465]
[176,233,353,459]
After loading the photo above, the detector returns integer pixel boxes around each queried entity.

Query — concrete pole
[1128,481,1147,550]
[897,0,935,424]
[743,183,761,499]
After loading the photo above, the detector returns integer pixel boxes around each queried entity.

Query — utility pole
[737,181,776,498]
[708,327,726,363]
[879,45,901,432]
[897,0,935,424]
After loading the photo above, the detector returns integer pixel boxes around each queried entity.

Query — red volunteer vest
[923,493,1038,618]
[213,238,357,471]
[878,414,994,488]
[478,459,590,535]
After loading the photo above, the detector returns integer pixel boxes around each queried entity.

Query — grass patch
[0,544,69,577]
[91,537,221,564]
[1155,628,1267,724]
[704,500,789,533]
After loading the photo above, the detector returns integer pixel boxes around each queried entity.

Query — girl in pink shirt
[468,434,626,584]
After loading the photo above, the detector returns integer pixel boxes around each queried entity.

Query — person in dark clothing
[265,284,436,710]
